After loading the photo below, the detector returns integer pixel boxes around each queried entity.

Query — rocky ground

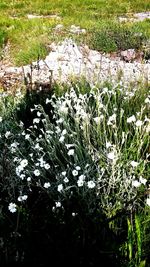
[0,38,149,91]
[0,14,150,91]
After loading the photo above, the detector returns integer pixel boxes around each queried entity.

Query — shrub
[0,82,150,266]
[90,24,146,53]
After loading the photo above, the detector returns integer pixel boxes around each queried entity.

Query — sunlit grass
[0,0,150,65]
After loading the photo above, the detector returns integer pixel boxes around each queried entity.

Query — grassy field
[0,0,150,64]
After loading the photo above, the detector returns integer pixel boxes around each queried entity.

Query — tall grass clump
[90,23,147,53]
[0,82,150,266]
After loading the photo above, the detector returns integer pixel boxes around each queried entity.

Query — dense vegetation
[0,80,150,266]
[0,1,150,267]
[0,0,150,64]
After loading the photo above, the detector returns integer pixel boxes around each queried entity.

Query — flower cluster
[3,83,149,216]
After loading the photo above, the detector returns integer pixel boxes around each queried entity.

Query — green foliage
[90,23,147,53]
[15,42,48,65]
[0,29,7,48]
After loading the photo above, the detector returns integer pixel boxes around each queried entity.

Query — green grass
[0,0,150,65]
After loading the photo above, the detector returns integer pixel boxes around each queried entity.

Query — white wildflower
[135,120,143,127]
[139,176,147,185]
[20,174,25,180]
[59,135,65,143]
[16,165,24,175]
[57,184,63,192]
[127,115,136,123]
[107,151,116,161]
[0,117,2,122]
[68,149,74,156]
[8,203,17,213]
[55,201,61,207]
[146,198,150,206]
[132,180,141,188]
[77,179,84,187]
[27,177,31,182]
[130,161,139,168]
[34,169,40,176]
[87,180,96,189]
[64,177,69,183]
[107,114,116,125]
[72,170,78,176]
[20,159,28,168]
[106,142,112,149]
[18,195,28,202]
[5,131,11,138]
[145,98,150,104]
[33,118,40,124]
[44,163,50,170]
[37,111,42,117]
[46,98,51,104]
[56,118,64,124]
[25,134,30,140]
[44,182,51,188]
[65,144,74,149]
[61,171,66,176]
[93,117,101,124]
[62,129,67,135]
[75,166,81,171]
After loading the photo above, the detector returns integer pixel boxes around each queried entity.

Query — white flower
[62,171,66,176]
[87,180,96,189]
[57,184,63,192]
[79,175,85,181]
[77,179,84,187]
[146,198,150,206]
[62,129,67,135]
[127,115,136,123]
[44,163,50,170]
[139,176,147,185]
[46,98,51,104]
[33,118,40,124]
[106,142,112,148]
[59,106,68,114]
[68,149,74,156]
[64,177,69,183]
[145,98,150,104]
[65,144,74,149]
[27,177,31,182]
[16,165,24,176]
[0,117,2,122]
[44,182,51,188]
[8,203,17,213]
[59,135,65,143]
[75,166,81,171]
[132,180,141,188]
[56,118,64,124]
[37,111,42,117]
[107,151,115,160]
[55,201,61,207]
[18,195,28,202]
[130,161,139,168]
[109,114,116,122]
[10,142,18,149]
[135,120,143,127]
[34,169,40,176]
[20,174,25,180]
[93,117,101,124]
[38,157,45,167]
[5,131,11,138]
[25,134,30,140]
[20,159,28,168]
[72,170,78,176]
